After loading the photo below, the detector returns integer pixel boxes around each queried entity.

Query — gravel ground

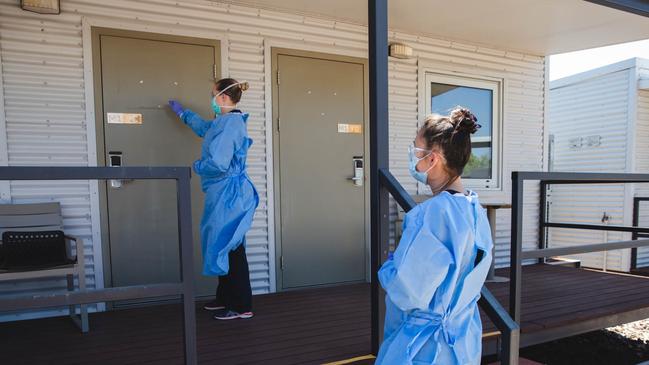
[609,320,649,343]
[520,319,649,365]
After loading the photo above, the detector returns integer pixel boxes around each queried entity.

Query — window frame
[420,72,503,192]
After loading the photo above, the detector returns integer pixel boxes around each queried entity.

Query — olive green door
[97,30,219,300]
[275,52,367,289]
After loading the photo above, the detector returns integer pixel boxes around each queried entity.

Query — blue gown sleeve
[193,118,246,176]
[378,208,454,312]
[181,109,212,138]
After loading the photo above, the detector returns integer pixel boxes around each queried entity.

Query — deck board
[3,265,649,364]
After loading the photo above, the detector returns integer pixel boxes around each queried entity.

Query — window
[423,73,502,190]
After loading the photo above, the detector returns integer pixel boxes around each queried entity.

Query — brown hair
[215,78,249,103]
[417,106,480,188]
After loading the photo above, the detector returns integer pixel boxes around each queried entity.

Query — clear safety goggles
[408,143,432,161]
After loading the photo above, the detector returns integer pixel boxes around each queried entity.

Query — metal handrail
[523,239,649,260]
[535,174,649,259]
[544,222,649,233]
[512,172,649,325]
[379,169,520,365]
[379,169,416,211]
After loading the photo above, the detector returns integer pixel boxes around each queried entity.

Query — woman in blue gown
[376,107,493,364]
[169,78,258,320]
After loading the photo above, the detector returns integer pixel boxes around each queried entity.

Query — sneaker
[203,300,225,311]
[213,309,254,320]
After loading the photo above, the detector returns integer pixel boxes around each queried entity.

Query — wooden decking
[486,264,649,347]
[3,264,649,364]
[1,284,371,365]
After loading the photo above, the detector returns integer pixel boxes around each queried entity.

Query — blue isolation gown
[376,191,493,365]
[181,110,259,276]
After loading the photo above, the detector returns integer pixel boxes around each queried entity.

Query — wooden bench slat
[0,203,61,216]
[0,214,63,230]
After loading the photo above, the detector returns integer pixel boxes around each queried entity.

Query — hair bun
[450,107,480,135]
[239,81,250,92]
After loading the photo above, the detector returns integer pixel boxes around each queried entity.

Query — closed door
[97,31,219,299]
[275,52,366,289]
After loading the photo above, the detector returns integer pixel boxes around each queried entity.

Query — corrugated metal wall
[387,55,419,249]
[0,0,545,320]
[635,85,649,268]
[549,69,631,271]
[0,4,98,320]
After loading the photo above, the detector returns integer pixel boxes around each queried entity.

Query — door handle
[348,156,364,187]
[108,152,132,189]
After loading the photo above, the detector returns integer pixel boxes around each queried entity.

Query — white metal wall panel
[635,87,649,268]
[227,36,271,292]
[549,70,631,270]
[387,56,419,248]
[0,0,546,320]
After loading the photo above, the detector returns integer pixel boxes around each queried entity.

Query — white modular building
[549,58,649,271]
[1,0,648,322]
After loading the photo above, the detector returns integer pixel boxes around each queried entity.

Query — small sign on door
[107,113,143,125]
[338,123,362,134]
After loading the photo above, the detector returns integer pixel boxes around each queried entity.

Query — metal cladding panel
[549,69,631,271]
[635,87,649,268]
[227,37,270,293]
[387,56,419,247]
[0,0,545,320]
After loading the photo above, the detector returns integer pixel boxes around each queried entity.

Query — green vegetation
[463,153,491,177]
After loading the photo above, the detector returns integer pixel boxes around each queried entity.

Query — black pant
[215,242,252,313]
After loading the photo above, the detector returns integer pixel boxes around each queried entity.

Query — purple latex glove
[168,100,184,117]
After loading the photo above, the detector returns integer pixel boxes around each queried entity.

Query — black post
[509,172,523,323]
[369,0,390,356]
[538,182,547,264]
[177,171,197,365]
[501,329,520,365]
[632,197,640,271]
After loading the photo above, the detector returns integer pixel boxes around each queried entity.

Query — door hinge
[277,70,280,85]
[213,64,218,80]
[277,117,281,132]
[280,255,284,270]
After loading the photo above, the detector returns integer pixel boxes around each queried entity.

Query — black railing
[512,172,649,326]
[632,197,649,270]
[379,169,520,365]
[0,167,197,365]
[368,0,390,355]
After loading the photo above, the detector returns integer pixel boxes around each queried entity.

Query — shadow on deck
[3,264,649,364]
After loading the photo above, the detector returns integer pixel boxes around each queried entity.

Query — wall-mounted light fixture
[389,43,413,59]
[21,0,60,14]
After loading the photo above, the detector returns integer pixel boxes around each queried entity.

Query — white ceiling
[222,0,649,55]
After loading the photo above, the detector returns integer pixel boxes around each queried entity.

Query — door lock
[108,152,131,189]
[348,156,364,187]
